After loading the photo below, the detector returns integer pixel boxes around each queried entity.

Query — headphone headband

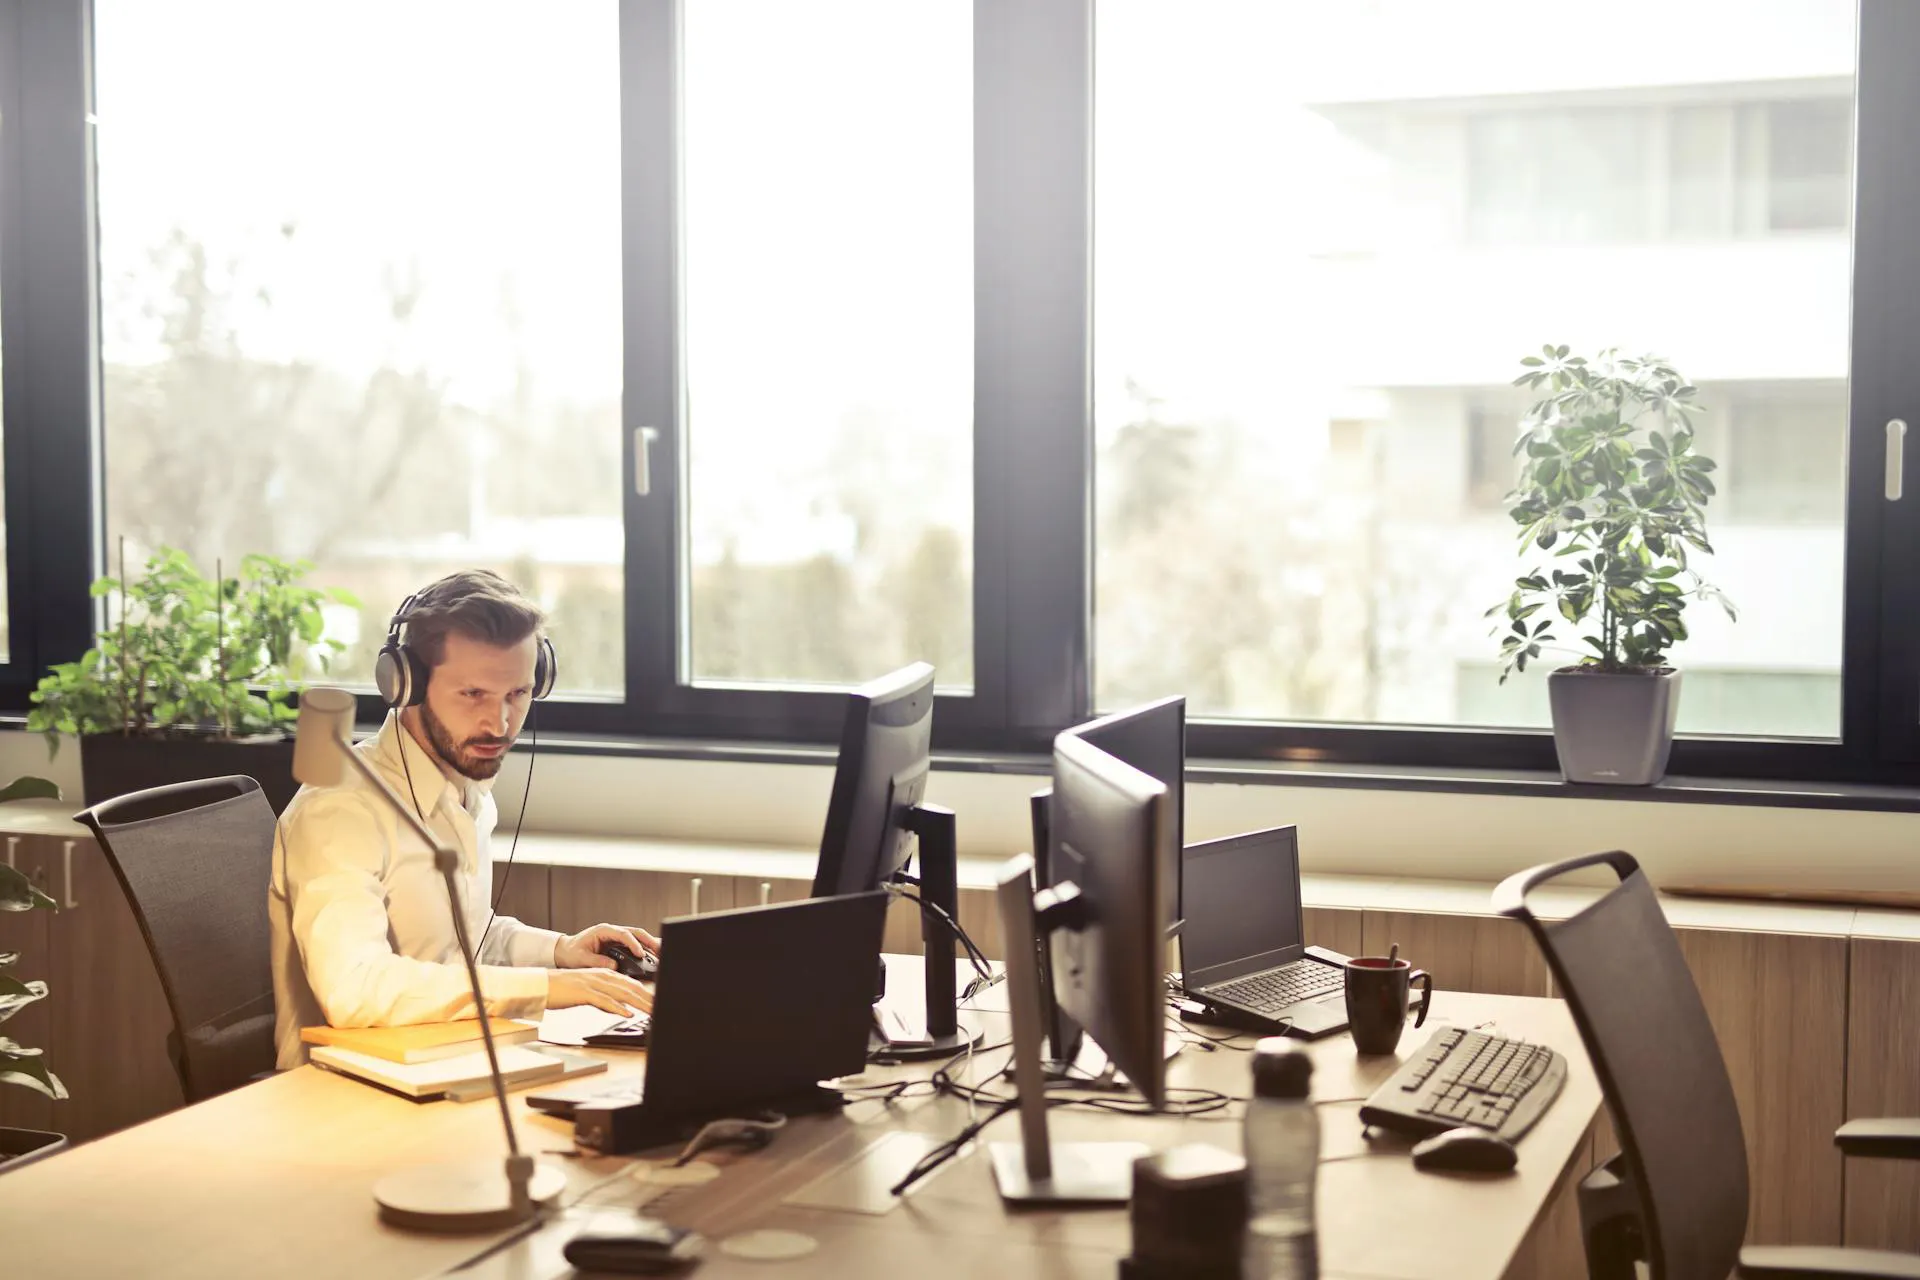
[372,586,555,709]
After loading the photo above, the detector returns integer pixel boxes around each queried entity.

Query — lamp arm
[329,733,532,1210]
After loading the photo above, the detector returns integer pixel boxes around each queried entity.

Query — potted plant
[1,845,66,1173]
[26,547,358,814]
[1490,346,1736,785]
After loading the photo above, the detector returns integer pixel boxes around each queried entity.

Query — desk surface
[0,963,1599,1280]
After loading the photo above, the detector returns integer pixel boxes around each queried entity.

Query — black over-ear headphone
[373,589,558,710]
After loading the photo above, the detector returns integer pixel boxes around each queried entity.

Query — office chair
[77,775,279,1103]
[1494,850,1920,1280]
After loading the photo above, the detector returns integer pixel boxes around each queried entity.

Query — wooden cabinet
[0,836,54,1137]
[0,831,181,1148]
[490,864,551,932]
[550,867,739,937]
[46,835,183,1142]
[1677,927,1849,1247]
[1843,936,1920,1252]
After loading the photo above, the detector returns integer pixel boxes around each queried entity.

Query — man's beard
[420,701,512,780]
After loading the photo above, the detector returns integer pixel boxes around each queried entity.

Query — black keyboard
[582,1014,652,1049]
[1206,961,1343,1014]
[1359,1027,1568,1143]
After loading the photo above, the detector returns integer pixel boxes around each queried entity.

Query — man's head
[396,571,546,782]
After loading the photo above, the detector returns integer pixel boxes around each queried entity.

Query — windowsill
[499,830,1876,938]
[519,729,1920,815]
[7,716,1920,816]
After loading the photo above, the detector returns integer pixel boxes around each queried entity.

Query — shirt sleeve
[283,790,550,1027]
[477,916,563,969]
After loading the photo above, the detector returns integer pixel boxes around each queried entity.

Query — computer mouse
[1410,1127,1518,1174]
[562,1218,703,1274]
[604,942,659,982]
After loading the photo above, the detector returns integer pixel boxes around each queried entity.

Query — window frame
[3,0,1920,788]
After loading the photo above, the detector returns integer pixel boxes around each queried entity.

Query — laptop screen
[1180,826,1305,990]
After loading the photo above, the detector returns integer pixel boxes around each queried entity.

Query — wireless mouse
[1410,1127,1518,1174]
[604,941,659,982]
[562,1218,703,1274]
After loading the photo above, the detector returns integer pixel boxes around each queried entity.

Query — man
[269,569,653,1070]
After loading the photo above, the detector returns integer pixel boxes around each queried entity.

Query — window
[93,0,625,695]
[9,0,1920,783]
[1094,0,1854,739]
[679,0,973,690]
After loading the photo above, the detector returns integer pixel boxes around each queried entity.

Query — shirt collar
[372,713,494,820]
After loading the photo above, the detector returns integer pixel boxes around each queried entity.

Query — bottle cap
[1251,1039,1313,1099]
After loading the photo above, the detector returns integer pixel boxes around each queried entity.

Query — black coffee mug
[1344,956,1433,1055]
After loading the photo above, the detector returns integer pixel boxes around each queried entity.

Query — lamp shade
[292,687,358,788]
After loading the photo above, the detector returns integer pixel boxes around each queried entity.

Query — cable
[885,884,992,980]
[479,702,537,955]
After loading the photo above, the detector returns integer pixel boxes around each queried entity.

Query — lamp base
[372,1158,567,1233]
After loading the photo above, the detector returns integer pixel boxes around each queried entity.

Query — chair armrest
[1740,1246,1920,1279]
[1836,1118,1920,1160]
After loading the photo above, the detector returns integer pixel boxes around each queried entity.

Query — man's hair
[400,570,546,669]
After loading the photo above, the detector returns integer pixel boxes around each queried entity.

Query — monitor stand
[986,854,1148,1205]
[874,803,983,1061]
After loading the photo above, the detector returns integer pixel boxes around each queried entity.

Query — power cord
[884,883,993,981]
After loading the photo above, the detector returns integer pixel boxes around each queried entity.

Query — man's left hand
[556,923,660,971]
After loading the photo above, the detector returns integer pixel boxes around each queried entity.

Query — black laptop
[1180,826,1351,1038]
[528,889,889,1152]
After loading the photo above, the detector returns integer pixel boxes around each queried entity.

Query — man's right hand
[547,967,653,1016]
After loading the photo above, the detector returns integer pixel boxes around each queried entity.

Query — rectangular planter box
[1547,668,1682,786]
[80,732,300,815]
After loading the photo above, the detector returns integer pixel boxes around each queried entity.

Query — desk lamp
[293,687,567,1232]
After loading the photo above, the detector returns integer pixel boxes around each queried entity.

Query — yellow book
[301,1018,536,1064]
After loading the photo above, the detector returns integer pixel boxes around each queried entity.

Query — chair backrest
[76,775,278,1102]
[1494,850,1748,1280]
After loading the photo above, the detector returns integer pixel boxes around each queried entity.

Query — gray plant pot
[0,1126,68,1174]
[1546,668,1682,786]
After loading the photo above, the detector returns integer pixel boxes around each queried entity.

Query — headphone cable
[479,701,536,956]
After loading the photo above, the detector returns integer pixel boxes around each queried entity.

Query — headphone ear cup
[533,636,558,701]
[403,645,431,707]
[373,643,408,710]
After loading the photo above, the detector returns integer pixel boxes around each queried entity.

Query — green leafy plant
[1491,346,1736,681]
[1,855,64,1102]
[25,548,359,748]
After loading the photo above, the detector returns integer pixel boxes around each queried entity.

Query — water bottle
[1244,1039,1318,1279]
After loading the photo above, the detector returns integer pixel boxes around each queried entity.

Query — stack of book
[303,1019,601,1101]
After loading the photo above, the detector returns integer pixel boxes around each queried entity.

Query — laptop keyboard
[1208,962,1343,1014]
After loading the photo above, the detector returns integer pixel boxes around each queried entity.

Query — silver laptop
[1179,826,1350,1038]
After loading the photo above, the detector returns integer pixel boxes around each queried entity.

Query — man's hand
[555,923,660,971]
[547,968,653,1016]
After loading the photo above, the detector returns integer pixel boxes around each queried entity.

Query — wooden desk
[0,964,1598,1280]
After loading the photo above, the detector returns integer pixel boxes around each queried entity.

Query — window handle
[634,427,661,496]
[1888,419,1907,502]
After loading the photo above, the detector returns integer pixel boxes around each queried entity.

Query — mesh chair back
[77,775,278,1101]
[1497,850,1748,1280]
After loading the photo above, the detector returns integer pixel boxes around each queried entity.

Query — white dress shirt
[268,714,562,1069]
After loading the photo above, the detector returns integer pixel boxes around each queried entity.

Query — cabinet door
[728,876,812,913]
[46,835,184,1143]
[489,864,551,931]
[0,837,54,1136]
[550,868,739,938]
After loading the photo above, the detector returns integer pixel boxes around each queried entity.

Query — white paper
[536,1006,627,1047]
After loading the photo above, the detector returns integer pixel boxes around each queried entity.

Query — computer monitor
[1035,695,1185,1070]
[989,730,1177,1204]
[810,662,934,899]
[808,662,978,1058]
[1063,696,1186,900]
